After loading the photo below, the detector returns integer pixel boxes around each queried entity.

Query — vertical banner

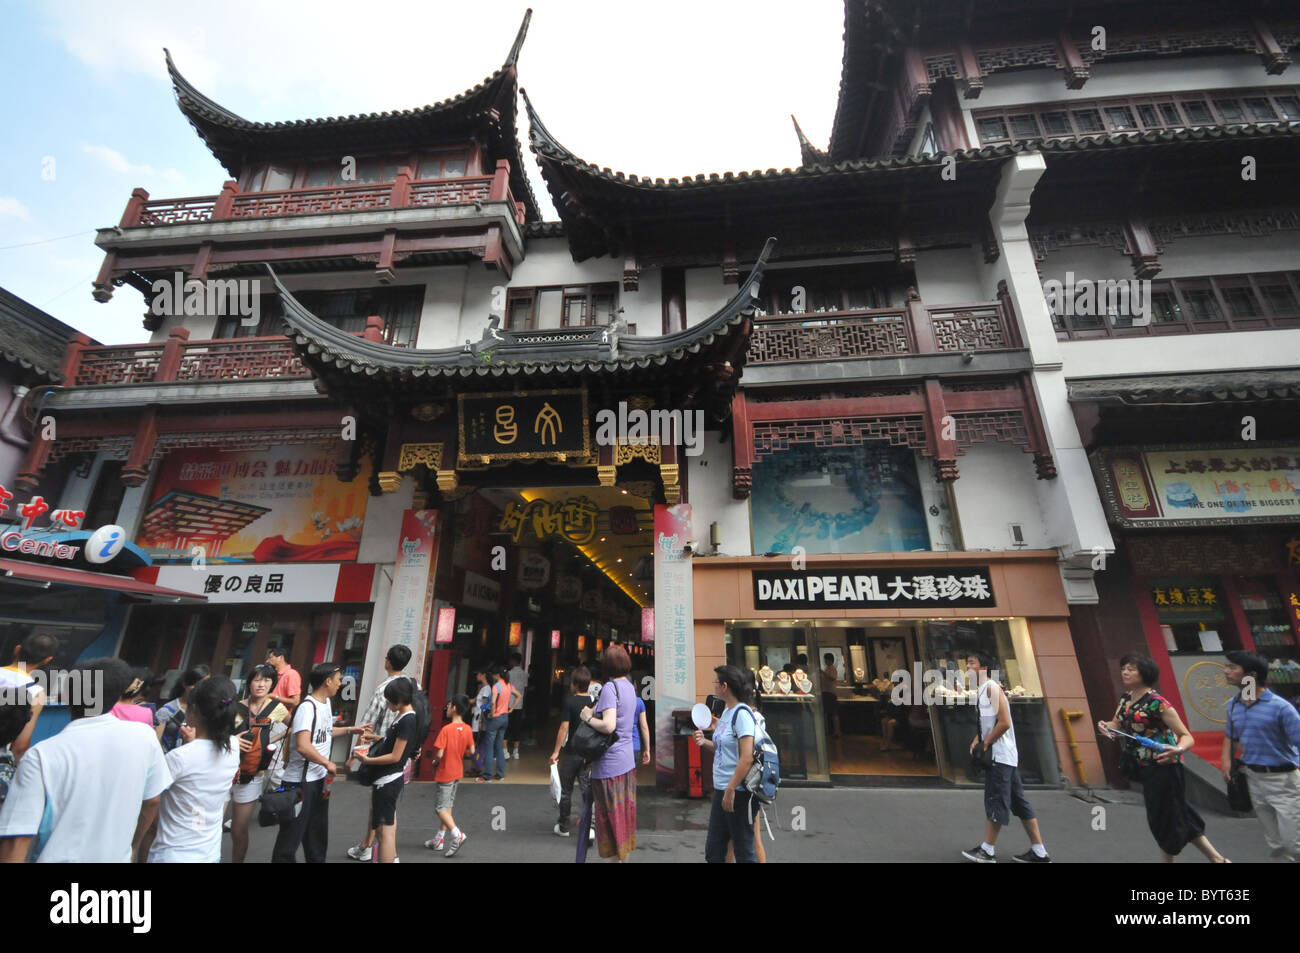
[387,510,441,677]
[653,503,694,789]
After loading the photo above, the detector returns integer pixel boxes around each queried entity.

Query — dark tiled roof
[1069,369,1300,404]
[0,288,88,383]
[269,237,773,384]
[791,115,827,167]
[163,10,540,220]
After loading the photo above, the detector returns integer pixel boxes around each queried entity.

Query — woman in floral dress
[1097,653,1229,863]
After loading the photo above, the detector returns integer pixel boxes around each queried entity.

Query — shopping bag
[549,762,562,803]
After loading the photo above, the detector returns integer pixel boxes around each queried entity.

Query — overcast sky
[0,1,845,344]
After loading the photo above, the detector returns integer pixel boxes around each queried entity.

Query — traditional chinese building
[18,1,1300,788]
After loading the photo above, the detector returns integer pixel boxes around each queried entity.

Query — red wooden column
[1017,373,1058,479]
[121,407,158,487]
[489,159,511,202]
[212,180,238,219]
[390,167,412,208]
[362,315,385,342]
[922,378,958,481]
[120,187,149,227]
[731,392,753,499]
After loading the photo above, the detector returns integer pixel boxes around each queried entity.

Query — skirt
[231,776,264,804]
[591,770,637,861]
[1140,762,1206,856]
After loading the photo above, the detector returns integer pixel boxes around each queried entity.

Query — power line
[0,229,95,252]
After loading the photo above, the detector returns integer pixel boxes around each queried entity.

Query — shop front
[693,553,1099,786]
[1091,443,1300,762]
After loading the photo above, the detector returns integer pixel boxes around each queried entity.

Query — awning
[1068,370,1300,405]
[0,557,208,604]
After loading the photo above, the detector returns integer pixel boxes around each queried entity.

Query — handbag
[1225,698,1253,812]
[258,700,316,827]
[571,680,620,764]
[1118,746,1143,782]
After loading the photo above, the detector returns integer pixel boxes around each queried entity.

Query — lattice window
[924,54,958,83]
[752,417,927,458]
[975,44,1060,74]
[929,306,1009,350]
[952,411,1030,452]
[749,313,912,364]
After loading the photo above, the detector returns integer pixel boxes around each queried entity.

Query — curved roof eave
[162,9,540,218]
[268,236,773,380]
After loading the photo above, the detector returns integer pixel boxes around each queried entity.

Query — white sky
[0,1,846,344]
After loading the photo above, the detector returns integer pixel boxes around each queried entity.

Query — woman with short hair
[577,644,638,861]
[1097,653,1229,863]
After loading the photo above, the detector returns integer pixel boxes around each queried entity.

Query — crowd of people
[0,629,1296,865]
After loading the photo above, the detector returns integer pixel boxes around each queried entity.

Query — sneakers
[512,749,520,760]
[424,833,445,852]
[1013,849,1052,864]
[347,844,373,862]
[588,826,596,843]
[554,823,571,837]
[961,845,996,863]
[445,831,467,857]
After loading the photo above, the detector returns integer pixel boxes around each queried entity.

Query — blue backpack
[733,704,780,804]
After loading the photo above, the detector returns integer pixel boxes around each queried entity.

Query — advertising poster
[653,502,694,786]
[387,510,440,675]
[138,445,371,563]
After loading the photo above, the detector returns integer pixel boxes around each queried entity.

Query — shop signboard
[654,503,694,784]
[641,607,655,642]
[145,562,373,603]
[518,552,551,590]
[1095,446,1300,528]
[137,446,372,563]
[752,567,994,610]
[463,570,500,612]
[555,573,582,604]
[435,606,456,645]
[499,496,599,545]
[458,389,590,465]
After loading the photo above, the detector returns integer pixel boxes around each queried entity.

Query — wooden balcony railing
[123,159,523,230]
[70,333,311,387]
[748,294,1020,365]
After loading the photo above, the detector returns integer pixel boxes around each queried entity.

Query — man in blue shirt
[1222,650,1300,861]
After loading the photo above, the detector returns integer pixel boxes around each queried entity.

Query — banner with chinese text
[653,503,694,787]
[387,510,440,675]
[1097,447,1300,527]
[138,446,372,563]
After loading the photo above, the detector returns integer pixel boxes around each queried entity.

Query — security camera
[682,541,697,557]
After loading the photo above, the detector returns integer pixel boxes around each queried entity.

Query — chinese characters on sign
[499,497,598,545]
[0,484,85,532]
[752,568,995,610]
[1100,448,1300,527]
[654,503,695,784]
[458,390,590,464]
[202,572,285,594]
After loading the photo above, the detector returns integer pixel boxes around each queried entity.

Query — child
[352,677,420,864]
[424,694,475,857]
[549,666,595,840]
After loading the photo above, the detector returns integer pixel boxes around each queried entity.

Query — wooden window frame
[1053,271,1300,339]
[974,86,1300,145]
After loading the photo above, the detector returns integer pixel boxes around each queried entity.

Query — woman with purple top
[578,644,638,862]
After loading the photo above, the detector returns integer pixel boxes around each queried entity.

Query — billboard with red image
[137,446,372,563]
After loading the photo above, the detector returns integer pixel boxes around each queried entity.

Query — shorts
[506,709,524,742]
[436,780,459,813]
[983,762,1035,827]
[232,776,263,804]
[370,776,404,827]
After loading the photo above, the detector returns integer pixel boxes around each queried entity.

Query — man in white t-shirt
[271,662,369,863]
[960,652,1051,864]
[0,632,59,761]
[506,652,527,760]
[0,657,171,863]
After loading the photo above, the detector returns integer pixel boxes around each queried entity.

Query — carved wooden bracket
[623,253,639,292]
[378,471,403,493]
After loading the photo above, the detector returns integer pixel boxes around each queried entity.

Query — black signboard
[752,567,995,610]
[458,389,590,464]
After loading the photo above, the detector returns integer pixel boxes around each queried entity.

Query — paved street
[228,770,1283,864]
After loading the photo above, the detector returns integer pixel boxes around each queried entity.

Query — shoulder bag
[258,700,317,827]
[571,680,620,764]
[1225,697,1253,812]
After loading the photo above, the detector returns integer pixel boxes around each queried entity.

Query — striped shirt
[1226,690,1300,767]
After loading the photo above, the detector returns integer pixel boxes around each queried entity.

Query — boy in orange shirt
[424,694,475,857]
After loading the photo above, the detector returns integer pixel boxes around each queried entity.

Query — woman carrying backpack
[693,665,758,863]
[230,664,290,863]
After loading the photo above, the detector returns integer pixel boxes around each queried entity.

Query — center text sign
[458,389,590,464]
[752,567,995,610]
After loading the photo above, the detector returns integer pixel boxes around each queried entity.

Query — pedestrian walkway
[227,777,1281,863]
